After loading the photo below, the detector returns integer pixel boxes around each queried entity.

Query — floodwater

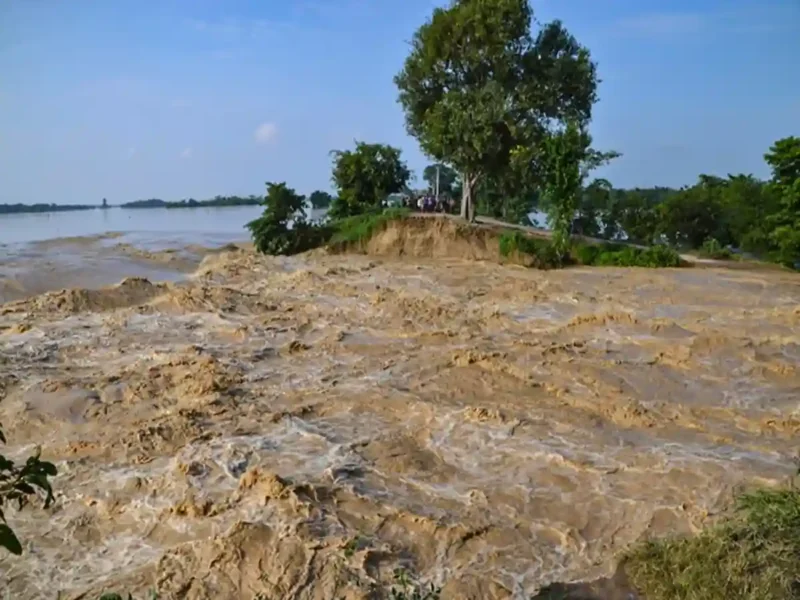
[0,219,798,599]
[0,206,264,245]
[0,206,326,304]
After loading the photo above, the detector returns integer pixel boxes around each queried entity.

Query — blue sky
[1,0,798,205]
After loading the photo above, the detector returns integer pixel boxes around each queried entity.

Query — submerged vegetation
[625,487,800,600]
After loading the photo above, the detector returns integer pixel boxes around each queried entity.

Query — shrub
[625,487,800,600]
[700,237,733,259]
[0,424,58,555]
[637,244,683,267]
[571,243,601,265]
[247,182,330,255]
[573,242,683,268]
[498,231,563,268]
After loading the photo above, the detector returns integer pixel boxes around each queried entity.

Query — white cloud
[180,147,193,159]
[126,147,137,158]
[254,122,278,144]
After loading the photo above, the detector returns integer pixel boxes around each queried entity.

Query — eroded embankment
[329,216,544,267]
[0,240,799,599]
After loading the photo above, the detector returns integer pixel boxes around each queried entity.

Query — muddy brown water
[0,234,799,599]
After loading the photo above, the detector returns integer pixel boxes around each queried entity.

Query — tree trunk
[460,171,469,219]
[460,172,478,223]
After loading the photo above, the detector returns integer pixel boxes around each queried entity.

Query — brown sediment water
[0,223,798,599]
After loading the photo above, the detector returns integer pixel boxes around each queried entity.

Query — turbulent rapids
[0,222,798,599]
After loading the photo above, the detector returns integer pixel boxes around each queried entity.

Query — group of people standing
[400,192,456,214]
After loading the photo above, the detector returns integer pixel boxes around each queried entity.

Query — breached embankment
[328,216,546,267]
[0,226,798,599]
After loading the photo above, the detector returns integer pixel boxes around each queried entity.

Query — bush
[247,182,330,255]
[625,487,800,600]
[498,231,563,269]
[571,243,601,265]
[573,242,683,268]
[700,238,733,259]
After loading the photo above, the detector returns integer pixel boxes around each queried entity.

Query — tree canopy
[308,190,334,210]
[395,0,599,221]
[329,142,410,219]
[422,163,460,198]
[764,137,800,266]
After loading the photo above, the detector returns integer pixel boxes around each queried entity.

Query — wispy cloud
[170,98,190,109]
[254,122,278,144]
[179,147,193,159]
[126,147,137,159]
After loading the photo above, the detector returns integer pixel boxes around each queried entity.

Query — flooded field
[0,235,798,599]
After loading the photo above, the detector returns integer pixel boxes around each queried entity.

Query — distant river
[0,206,270,246]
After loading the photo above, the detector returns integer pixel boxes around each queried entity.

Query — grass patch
[328,207,410,245]
[625,487,800,600]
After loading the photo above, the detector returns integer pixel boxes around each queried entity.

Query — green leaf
[0,523,22,555]
[39,461,57,477]
[25,474,54,507]
[15,482,35,495]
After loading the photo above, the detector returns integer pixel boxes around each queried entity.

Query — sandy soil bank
[0,226,798,599]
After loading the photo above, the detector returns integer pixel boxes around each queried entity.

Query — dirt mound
[0,276,167,317]
[340,217,536,266]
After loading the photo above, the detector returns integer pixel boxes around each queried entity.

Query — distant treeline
[0,203,97,215]
[121,195,262,209]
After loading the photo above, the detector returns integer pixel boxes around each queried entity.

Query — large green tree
[533,122,619,253]
[616,192,662,245]
[657,175,732,248]
[573,178,613,239]
[395,0,598,221]
[764,137,800,266]
[329,142,410,219]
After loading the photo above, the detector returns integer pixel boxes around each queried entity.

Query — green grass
[624,487,800,600]
[328,207,411,245]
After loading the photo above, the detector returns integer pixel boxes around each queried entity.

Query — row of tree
[0,203,96,214]
[120,195,262,209]
[246,0,798,267]
[424,136,800,266]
